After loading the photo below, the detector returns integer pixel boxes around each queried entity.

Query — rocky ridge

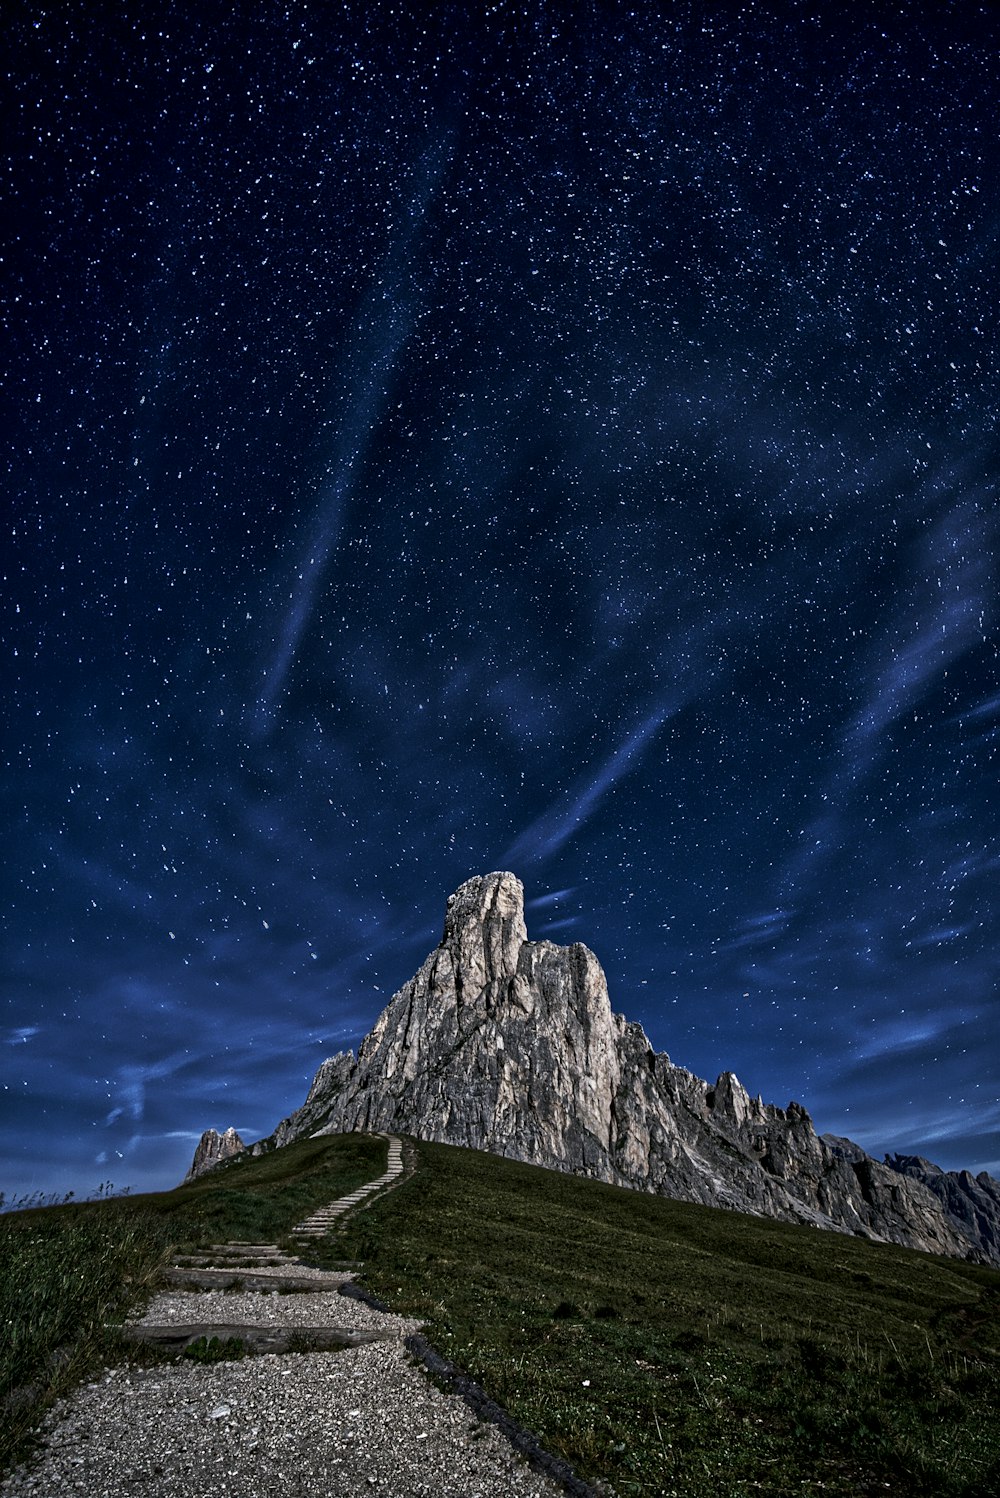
[885,1153,1000,1262]
[185,1126,245,1182]
[190,872,999,1265]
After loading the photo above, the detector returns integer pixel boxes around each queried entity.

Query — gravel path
[1,1137,568,1497]
[133,1285,421,1335]
[2,1345,562,1497]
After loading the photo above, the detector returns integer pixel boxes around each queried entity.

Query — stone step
[158,1138,405,1290]
[176,1254,290,1268]
[124,1323,395,1355]
[290,1132,406,1236]
[205,1244,293,1257]
[163,1266,352,1292]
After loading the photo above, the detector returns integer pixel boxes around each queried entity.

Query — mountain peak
[185,1125,244,1181]
[247,872,998,1267]
[441,870,527,987]
[445,869,524,917]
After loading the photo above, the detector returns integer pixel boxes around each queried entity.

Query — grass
[133,1130,386,1249]
[0,1131,385,1476]
[0,1196,170,1475]
[6,1130,998,1494]
[317,1139,1000,1497]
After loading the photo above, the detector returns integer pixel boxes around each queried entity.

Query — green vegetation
[135,1130,385,1249]
[0,1196,169,1475]
[324,1140,1000,1497]
[6,1131,998,1494]
[0,1132,385,1475]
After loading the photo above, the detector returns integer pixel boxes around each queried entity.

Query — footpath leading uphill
[0,1136,568,1498]
[292,1133,405,1237]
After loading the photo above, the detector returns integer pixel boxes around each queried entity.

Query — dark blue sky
[4,1,998,1202]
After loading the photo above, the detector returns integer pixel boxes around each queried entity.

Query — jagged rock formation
[185,1126,245,1181]
[194,872,999,1265]
[885,1154,1000,1262]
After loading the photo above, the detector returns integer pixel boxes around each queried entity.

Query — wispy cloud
[839,1101,1000,1167]
[526,887,577,911]
[506,692,690,866]
[854,1007,977,1064]
[959,689,1000,724]
[725,908,796,951]
[778,498,996,903]
[253,140,452,734]
[107,1051,195,1125]
[536,916,581,934]
[4,1026,40,1045]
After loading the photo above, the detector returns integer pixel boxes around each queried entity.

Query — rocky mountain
[185,1125,245,1181]
[189,871,1000,1265]
[884,1154,1000,1262]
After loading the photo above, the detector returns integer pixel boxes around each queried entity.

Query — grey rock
[820,1132,869,1164]
[885,1154,1000,1259]
[184,1126,245,1181]
[264,872,995,1265]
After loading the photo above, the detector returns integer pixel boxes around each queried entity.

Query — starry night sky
[4,2,999,1202]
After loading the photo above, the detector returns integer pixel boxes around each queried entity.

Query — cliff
[184,1125,245,1181]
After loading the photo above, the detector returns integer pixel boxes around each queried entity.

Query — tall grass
[0,1199,169,1472]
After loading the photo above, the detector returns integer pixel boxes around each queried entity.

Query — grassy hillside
[0,1132,385,1474]
[135,1129,385,1246]
[5,1132,998,1494]
[323,1139,1000,1497]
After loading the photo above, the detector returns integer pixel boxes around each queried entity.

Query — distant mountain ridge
[190,871,1000,1265]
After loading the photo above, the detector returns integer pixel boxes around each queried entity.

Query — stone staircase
[25,1131,581,1497]
[291,1132,405,1238]
[128,1133,411,1357]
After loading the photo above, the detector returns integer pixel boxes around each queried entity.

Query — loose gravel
[2,1344,562,1497]
[135,1286,421,1336]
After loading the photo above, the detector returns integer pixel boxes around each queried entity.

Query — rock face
[185,1126,245,1181]
[257,872,998,1266]
[885,1155,1000,1262]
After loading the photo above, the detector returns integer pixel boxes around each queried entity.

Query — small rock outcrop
[262,872,997,1265]
[185,1126,245,1181]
